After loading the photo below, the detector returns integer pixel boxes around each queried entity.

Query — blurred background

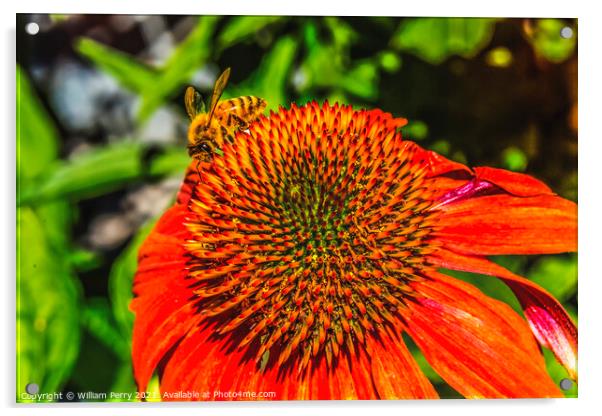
[16,14,578,401]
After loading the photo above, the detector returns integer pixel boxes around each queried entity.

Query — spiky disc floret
[185,101,440,371]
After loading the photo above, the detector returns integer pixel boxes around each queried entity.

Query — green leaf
[528,255,577,302]
[402,120,429,140]
[543,347,577,398]
[34,200,72,249]
[326,89,349,106]
[486,46,513,68]
[301,45,339,89]
[68,248,103,272]
[16,66,59,182]
[49,14,70,23]
[324,16,357,50]
[138,15,220,122]
[109,219,158,342]
[17,207,81,401]
[338,60,379,99]
[527,19,576,64]
[68,330,120,396]
[429,140,451,156]
[300,20,378,100]
[490,255,528,275]
[379,50,402,73]
[147,147,190,177]
[75,37,158,92]
[218,16,285,50]
[502,146,528,172]
[108,362,137,401]
[565,304,578,325]
[18,142,188,205]
[76,16,220,123]
[19,141,144,205]
[391,18,497,65]
[233,36,297,109]
[83,298,129,357]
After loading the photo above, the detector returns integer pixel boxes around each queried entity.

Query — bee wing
[208,67,231,122]
[184,86,206,120]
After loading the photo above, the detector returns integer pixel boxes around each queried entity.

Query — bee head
[187,139,223,162]
[187,116,225,161]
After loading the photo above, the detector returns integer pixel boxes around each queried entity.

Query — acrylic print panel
[16,14,578,402]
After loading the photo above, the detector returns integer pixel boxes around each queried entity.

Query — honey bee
[184,67,267,162]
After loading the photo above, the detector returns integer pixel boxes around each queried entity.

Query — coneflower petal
[158,320,379,400]
[472,166,553,197]
[435,193,577,255]
[429,248,578,380]
[414,145,473,179]
[131,205,198,392]
[404,271,563,398]
[366,333,439,399]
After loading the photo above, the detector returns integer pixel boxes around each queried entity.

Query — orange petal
[404,271,562,398]
[159,322,384,400]
[429,248,578,380]
[366,332,438,399]
[175,163,213,205]
[410,142,473,178]
[435,193,577,255]
[131,205,196,392]
[406,142,475,200]
[159,322,257,400]
[473,166,552,197]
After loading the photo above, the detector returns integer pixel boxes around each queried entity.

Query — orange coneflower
[131,102,577,399]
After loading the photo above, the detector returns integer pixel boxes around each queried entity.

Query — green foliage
[218,16,286,50]
[391,18,497,64]
[34,200,72,249]
[300,19,379,101]
[68,248,103,272]
[76,16,220,122]
[340,61,379,100]
[83,297,130,357]
[109,220,157,342]
[529,255,577,303]
[502,146,528,172]
[403,120,429,141]
[20,142,142,204]
[486,46,513,68]
[543,348,578,398]
[16,67,59,182]
[528,19,577,63]
[76,38,158,93]
[430,140,451,156]
[19,142,188,205]
[378,51,402,73]
[232,36,297,111]
[139,16,219,121]
[49,14,70,23]
[17,207,81,401]
[17,67,82,401]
